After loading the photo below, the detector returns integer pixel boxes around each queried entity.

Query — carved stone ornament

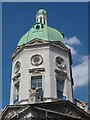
[30,54,43,66]
[55,56,66,69]
[14,61,21,74]
[5,111,14,119]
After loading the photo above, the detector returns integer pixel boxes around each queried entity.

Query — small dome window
[36,25,40,30]
[44,18,45,25]
[41,24,44,29]
[40,17,42,24]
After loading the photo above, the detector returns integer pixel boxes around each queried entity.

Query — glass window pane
[57,80,64,91]
[14,82,19,104]
[31,76,42,89]
[38,82,42,88]
[57,79,64,99]
[15,82,19,96]
[57,90,63,99]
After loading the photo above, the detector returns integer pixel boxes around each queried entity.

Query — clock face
[56,56,66,69]
[14,61,21,74]
[31,54,43,66]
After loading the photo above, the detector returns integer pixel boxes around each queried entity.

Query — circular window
[14,61,21,74]
[36,25,40,30]
[31,54,43,66]
[56,56,65,69]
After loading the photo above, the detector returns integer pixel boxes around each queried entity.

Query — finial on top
[35,9,48,25]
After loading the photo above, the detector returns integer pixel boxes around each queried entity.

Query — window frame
[31,75,42,89]
[14,81,19,104]
[56,78,64,100]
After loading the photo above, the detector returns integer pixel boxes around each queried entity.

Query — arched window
[40,17,42,24]
[44,18,45,25]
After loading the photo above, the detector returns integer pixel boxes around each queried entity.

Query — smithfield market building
[1,9,90,120]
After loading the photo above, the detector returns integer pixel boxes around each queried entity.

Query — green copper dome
[18,23,64,46]
[17,9,64,46]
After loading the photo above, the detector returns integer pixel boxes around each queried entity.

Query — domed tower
[10,9,73,105]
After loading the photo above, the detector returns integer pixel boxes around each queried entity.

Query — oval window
[56,56,65,69]
[14,61,21,74]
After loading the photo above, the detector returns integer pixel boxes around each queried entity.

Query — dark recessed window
[36,25,40,30]
[41,24,44,29]
[40,17,42,24]
[44,18,45,25]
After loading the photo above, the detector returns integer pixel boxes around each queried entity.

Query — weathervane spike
[40,2,43,9]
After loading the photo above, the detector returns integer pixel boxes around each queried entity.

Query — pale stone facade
[10,9,73,105]
[10,40,73,105]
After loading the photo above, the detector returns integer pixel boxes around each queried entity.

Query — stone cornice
[11,39,71,63]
